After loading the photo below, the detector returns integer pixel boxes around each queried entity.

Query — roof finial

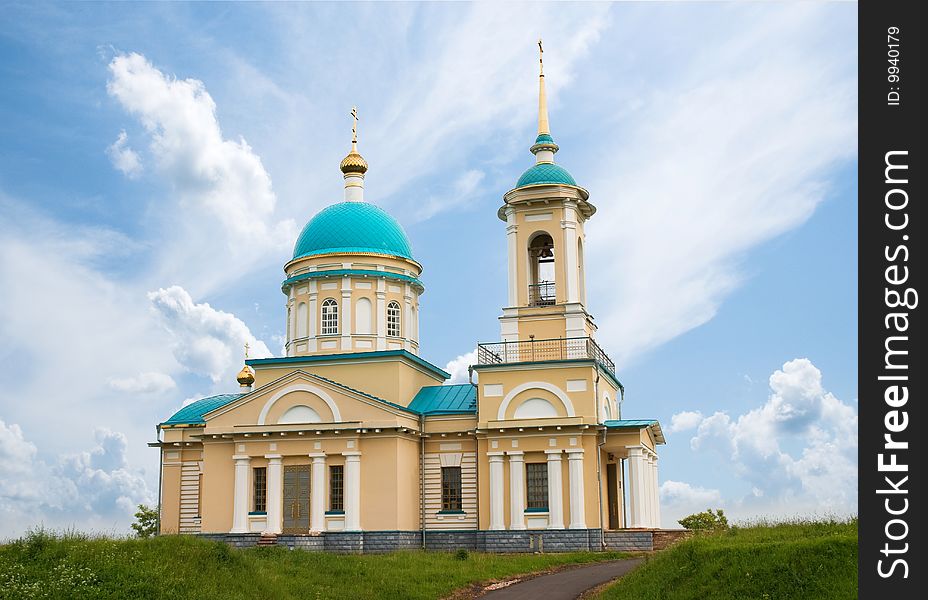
[236,341,255,389]
[340,106,368,201]
[538,38,544,77]
[350,106,359,150]
[244,341,250,360]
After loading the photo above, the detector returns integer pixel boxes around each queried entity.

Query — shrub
[454,548,470,561]
[678,508,729,531]
[131,504,159,538]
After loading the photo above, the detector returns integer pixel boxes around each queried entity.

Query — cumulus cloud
[587,5,856,365]
[444,350,477,385]
[0,421,152,538]
[415,169,486,222]
[148,285,272,384]
[667,410,704,434]
[107,371,176,394]
[684,358,857,518]
[106,52,296,293]
[106,130,143,178]
[661,480,723,511]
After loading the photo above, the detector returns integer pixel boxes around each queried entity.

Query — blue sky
[0,2,857,536]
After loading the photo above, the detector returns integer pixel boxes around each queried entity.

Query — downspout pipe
[594,371,606,551]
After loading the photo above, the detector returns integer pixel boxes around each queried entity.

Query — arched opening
[513,397,559,419]
[278,405,322,424]
[296,302,308,338]
[355,297,372,334]
[321,298,339,335]
[528,232,555,306]
[387,301,401,337]
[603,395,612,421]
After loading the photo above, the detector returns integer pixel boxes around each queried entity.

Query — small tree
[678,508,729,531]
[131,504,159,538]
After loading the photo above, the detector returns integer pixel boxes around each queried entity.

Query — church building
[153,44,665,553]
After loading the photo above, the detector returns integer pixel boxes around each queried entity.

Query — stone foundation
[196,529,659,553]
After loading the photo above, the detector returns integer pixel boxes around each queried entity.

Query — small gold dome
[340,149,368,175]
[236,365,255,387]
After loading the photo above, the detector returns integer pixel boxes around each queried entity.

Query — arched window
[528,232,555,306]
[296,302,308,338]
[387,301,401,337]
[321,298,338,335]
[355,297,372,334]
[513,397,559,419]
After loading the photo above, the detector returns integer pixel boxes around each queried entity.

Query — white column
[626,446,645,528]
[488,452,505,530]
[652,454,661,529]
[545,450,564,529]
[309,453,326,533]
[508,452,525,530]
[264,455,283,534]
[403,284,413,352]
[566,449,586,529]
[343,452,361,531]
[341,277,352,351]
[645,453,655,527]
[375,280,387,351]
[505,207,518,307]
[308,282,318,352]
[562,203,579,304]
[230,455,251,533]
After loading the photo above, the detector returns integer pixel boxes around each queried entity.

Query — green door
[282,465,310,533]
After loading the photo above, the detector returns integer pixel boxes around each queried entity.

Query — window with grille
[387,301,401,337]
[526,463,549,509]
[253,467,267,512]
[321,298,339,335]
[441,466,463,511]
[329,465,344,511]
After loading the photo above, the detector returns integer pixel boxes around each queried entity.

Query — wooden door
[607,463,619,530]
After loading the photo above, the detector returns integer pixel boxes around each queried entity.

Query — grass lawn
[597,519,858,600]
[0,529,627,600]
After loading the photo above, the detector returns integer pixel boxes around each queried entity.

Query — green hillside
[0,529,625,600]
[598,519,858,600]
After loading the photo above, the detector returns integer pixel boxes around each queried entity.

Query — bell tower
[498,40,597,345]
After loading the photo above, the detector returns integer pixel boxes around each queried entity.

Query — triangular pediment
[201,369,419,432]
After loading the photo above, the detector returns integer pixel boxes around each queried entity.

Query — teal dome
[516,163,577,188]
[292,202,414,261]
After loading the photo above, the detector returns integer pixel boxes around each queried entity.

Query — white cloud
[106,52,297,294]
[444,350,477,385]
[684,358,857,518]
[107,371,176,394]
[587,5,856,366]
[667,410,704,434]
[148,285,272,384]
[660,480,724,526]
[106,130,143,178]
[415,169,486,222]
[0,421,152,538]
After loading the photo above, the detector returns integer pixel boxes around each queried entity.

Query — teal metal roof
[293,202,414,261]
[534,133,556,145]
[162,393,246,426]
[516,163,577,188]
[308,374,418,415]
[247,350,451,381]
[408,384,477,415]
[604,419,665,445]
[282,269,423,294]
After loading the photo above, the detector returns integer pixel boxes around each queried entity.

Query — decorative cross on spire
[538,39,544,76]
[244,341,250,360]
[350,106,359,146]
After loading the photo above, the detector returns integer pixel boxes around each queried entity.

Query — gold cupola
[236,342,256,390]
[340,106,368,201]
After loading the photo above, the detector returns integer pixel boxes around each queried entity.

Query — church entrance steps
[257,534,279,547]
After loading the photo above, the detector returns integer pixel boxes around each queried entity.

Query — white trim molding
[497,381,575,420]
[257,383,343,425]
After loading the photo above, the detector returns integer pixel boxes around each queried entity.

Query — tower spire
[340,105,368,202]
[531,40,559,163]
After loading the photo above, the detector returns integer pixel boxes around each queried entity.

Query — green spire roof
[516,162,577,188]
[293,202,414,261]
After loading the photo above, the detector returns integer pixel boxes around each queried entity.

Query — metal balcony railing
[477,336,616,374]
[528,282,556,306]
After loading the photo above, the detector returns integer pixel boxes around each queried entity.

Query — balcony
[477,336,615,374]
[528,282,556,307]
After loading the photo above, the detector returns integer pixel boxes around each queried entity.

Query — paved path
[481,558,643,600]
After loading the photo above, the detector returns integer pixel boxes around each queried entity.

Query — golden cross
[244,342,250,360]
[538,39,544,75]
[350,106,359,144]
